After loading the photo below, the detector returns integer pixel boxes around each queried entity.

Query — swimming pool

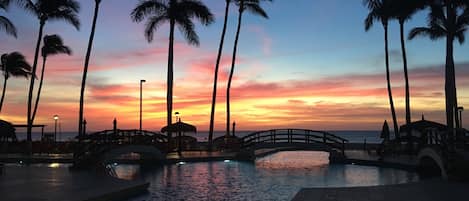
[115,151,418,201]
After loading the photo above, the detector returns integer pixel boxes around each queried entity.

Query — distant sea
[14,130,382,143]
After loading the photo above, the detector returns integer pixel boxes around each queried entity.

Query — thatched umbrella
[0,119,16,142]
[161,119,196,153]
[380,120,390,142]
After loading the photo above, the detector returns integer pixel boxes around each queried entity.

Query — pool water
[115,151,418,201]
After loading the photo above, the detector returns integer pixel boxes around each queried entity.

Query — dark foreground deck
[292,179,469,201]
[0,165,149,201]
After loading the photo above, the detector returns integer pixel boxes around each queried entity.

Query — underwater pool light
[224,160,231,163]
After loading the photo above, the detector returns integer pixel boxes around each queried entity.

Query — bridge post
[288,129,291,143]
[342,140,345,155]
[323,133,326,144]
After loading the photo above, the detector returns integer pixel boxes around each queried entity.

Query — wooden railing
[78,129,168,144]
[240,129,348,154]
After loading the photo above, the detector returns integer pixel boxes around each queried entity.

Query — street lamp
[53,115,59,142]
[458,106,464,128]
[140,79,146,132]
[175,111,180,122]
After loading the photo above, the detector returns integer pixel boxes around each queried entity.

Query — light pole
[175,111,180,122]
[53,115,59,142]
[140,79,146,132]
[458,106,464,128]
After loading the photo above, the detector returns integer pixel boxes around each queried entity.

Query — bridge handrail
[240,129,348,153]
[80,129,168,143]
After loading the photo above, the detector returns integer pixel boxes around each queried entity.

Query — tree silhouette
[131,0,214,138]
[21,0,80,145]
[78,0,101,138]
[409,1,469,144]
[364,0,399,139]
[32,34,71,121]
[226,0,270,139]
[0,52,32,112]
[0,0,17,37]
[208,0,231,150]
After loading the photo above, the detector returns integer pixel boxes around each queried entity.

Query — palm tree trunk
[79,0,101,138]
[0,76,8,112]
[384,23,399,139]
[167,20,175,139]
[227,6,244,139]
[27,20,45,148]
[400,21,412,152]
[399,21,411,125]
[31,57,47,121]
[208,0,230,148]
[445,1,456,147]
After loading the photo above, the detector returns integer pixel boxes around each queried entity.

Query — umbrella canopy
[161,121,197,133]
[380,120,390,140]
[0,119,16,139]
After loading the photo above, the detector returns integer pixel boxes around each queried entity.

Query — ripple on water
[116,151,419,201]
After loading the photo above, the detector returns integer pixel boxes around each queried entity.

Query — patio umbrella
[380,120,390,141]
[161,119,197,154]
[161,120,197,133]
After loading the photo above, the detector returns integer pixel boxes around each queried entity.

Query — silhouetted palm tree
[208,0,231,148]
[21,0,80,143]
[131,0,214,138]
[31,34,71,121]
[78,0,101,138]
[0,52,32,112]
[391,0,426,126]
[364,0,399,139]
[409,1,469,141]
[0,0,17,37]
[226,0,270,140]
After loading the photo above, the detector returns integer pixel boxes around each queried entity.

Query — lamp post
[458,106,464,128]
[175,111,180,122]
[53,115,59,142]
[140,79,146,132]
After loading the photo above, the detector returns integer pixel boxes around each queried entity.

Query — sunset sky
[1,0,469,133]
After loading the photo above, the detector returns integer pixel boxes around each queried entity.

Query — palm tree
[409,1,469,144]
[131,0,214,139]
[31,34,71,121]
[78,0,101,138]
[225,0,270,142]
[0,0,17,37]
[21,0,80,144]
[364,0,399,139]
[0,52,32,112]
[208,0,231,147]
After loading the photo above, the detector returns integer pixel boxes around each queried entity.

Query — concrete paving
[292,179,469,201]
[0,165,148,201]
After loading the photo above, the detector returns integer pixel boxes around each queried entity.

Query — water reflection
[115,151,419,201]
[256,151,329,169]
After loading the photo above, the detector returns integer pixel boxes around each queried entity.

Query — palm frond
[408,27,445,40]
[48,9,80,30]
[41,34,72,57]
[131,0,167,22]
[144,15,167,42]
[1,52,32,79]
[177,17,199,46]
[244,3,268,18]
[0,15,17,37]
[179,0,214,25]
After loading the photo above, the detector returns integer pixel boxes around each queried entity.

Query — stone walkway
[0,165,148,201]
[292,179,469,201]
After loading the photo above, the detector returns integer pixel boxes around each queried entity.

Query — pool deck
[292,179,469,201]
[0,165,149,201]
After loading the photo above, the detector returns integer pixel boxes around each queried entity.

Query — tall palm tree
[208,0,231,146]
[391,0,426,126]
[364,0,399,139]
[21,0,80,144]
[409,1,469,144]
[78,0,101,138]
[131,0,214,139]
[226,0,270,141]
[0,52,32,112]
[0,0,17,37]
[31,34,71,121]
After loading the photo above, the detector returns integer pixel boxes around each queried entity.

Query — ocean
[14,130,382,143]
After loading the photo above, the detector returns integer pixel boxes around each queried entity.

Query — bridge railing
[79,129,168,144]
[240,129,348,154]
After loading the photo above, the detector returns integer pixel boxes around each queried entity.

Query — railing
[241,129,348,154]
[79,129,168,144]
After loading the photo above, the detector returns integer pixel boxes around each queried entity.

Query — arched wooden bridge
[73,129,168,168]
[237,129,349,160]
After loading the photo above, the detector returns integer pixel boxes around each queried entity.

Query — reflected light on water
[256,151,329,169]
[48,163,60,168]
